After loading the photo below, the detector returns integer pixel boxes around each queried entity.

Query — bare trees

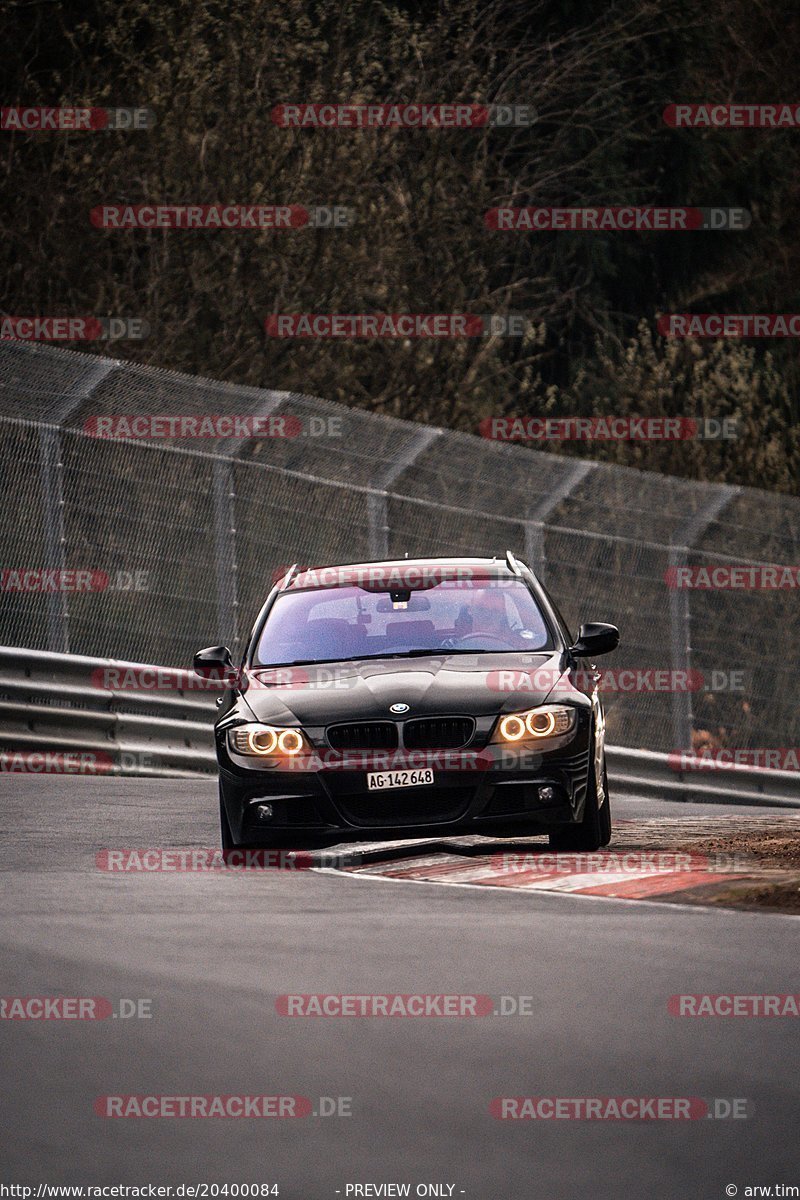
[2,0,798,489]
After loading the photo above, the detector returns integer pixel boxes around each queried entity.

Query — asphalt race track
[2,776,798,1199]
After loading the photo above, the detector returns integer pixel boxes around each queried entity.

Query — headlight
[492,706,577,744]
[228,723,309,757]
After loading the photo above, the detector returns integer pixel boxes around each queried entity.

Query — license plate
[367,769,435,791]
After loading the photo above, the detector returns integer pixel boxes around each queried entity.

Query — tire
[219,791,235,850]
[598,761,612,847]
[549,747,611,852]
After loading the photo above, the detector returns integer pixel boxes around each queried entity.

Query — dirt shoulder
[628,822,800,913]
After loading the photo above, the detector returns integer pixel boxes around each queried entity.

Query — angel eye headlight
[248,727,278,755]
[277,729,304,755]
[498,714,527,742]
[526,710,556,737]
[228,724,307,757]
[494,706,576,743]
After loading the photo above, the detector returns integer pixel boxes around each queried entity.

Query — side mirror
[193,645,236,683]
[569,622,619,658]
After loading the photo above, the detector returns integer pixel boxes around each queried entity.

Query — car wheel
[219,791,235,850]
[549,744,609,853]
[598,760,612,847]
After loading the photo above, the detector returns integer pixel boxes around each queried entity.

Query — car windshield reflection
[254,579,553,666]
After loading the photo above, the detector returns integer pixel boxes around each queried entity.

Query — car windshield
[253,577,554,666]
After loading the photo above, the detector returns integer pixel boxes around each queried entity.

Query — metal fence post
[39,426,69,652]
[368,428,443,558]
[213,458,238,653]
[523,460,596,580]
[669,487,740,751]
[38,359,117,653]
[216,393,285,656]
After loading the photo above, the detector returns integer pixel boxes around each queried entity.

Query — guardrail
[0,645,217,777]
[1,645,799,807]
[606,746,800,809]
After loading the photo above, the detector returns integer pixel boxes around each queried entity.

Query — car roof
[284,556,518,591]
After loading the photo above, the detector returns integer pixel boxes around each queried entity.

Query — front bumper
[217,727,593,844]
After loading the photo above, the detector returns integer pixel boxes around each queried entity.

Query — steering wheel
[448,632,518,651]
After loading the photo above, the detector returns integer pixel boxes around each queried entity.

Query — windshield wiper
[253,648,488,669]
[382,648,480,657]
[252,658,349,669]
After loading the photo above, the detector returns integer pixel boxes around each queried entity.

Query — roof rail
[505,550,523,576]
[279,562,299,590]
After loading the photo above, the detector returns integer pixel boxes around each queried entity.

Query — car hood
[239,650,570,726]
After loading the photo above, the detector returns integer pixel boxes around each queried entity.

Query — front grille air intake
[327,721,399,752]
[403,717,474,750]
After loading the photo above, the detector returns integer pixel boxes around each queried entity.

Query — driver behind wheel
[469,589,511,641]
